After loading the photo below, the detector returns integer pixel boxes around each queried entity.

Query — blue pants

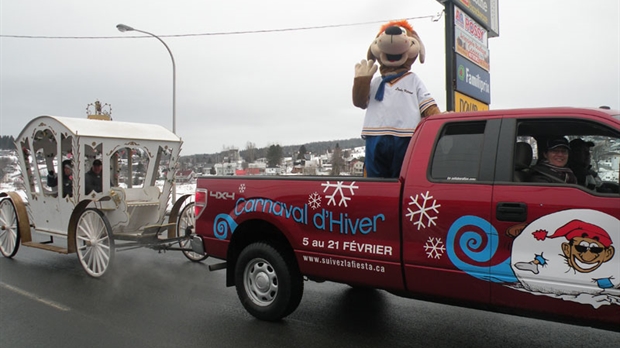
[365,135,411,178]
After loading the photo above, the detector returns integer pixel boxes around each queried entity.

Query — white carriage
[0,115,206,277]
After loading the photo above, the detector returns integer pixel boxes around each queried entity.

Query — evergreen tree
[0,135,16,150]
[297,145,307,160]
[266,144,283,167]
[330,143,344,175]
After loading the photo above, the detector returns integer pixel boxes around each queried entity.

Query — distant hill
[181,138,365,164]
[279,138,365,156]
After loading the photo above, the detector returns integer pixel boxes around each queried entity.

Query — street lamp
[117,23,177,201]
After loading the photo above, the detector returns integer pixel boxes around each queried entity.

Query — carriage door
[28,128,76,233]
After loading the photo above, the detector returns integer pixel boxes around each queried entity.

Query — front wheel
[235,242,304,321]
[0,198,20,258]
[75,208,114,277]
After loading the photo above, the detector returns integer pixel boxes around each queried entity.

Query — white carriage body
[14,115,182,239]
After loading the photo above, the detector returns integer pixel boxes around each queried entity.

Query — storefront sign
[453,0,499,37]
[455,5,488,46]
[454,91,489,112]
[455,25,490,71]
[456,54,491,104]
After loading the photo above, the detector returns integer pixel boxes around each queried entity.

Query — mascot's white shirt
[361,72,436,138]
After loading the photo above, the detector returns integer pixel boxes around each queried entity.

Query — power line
[0,13,443,39]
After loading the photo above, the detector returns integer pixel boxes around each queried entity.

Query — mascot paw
[354,59,378,78]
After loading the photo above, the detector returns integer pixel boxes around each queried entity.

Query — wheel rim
[177,203,205,261]
[76,210,112,277]
[0,199,19,257]
[244,257,278,306]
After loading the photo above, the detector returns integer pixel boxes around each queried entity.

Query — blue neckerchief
[374,71,406,101]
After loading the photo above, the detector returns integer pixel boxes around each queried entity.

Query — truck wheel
[235,242,303,321]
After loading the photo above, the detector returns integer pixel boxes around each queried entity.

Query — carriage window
[111,147,150,188]
[20,139,38,194]
[84,143,104,194]
[430,122,486,181]
[32,129,58,195]
[152,146,174,189]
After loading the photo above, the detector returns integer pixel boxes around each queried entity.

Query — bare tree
[244,141,257,163]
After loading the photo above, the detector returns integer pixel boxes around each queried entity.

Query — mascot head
[368,20,425,76]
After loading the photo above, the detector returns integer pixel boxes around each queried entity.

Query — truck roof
[431,107,619,121]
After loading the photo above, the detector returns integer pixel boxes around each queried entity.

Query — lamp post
[117,23,177,202]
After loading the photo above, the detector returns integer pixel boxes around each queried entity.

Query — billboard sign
[455,25,490,71]
[454,91,489,112]
[453,0,499,37]
[456,54,491,104]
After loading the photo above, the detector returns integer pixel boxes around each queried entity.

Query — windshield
[612,114,620,121]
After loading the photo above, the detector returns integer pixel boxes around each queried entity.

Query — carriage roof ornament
[86,100,112,120]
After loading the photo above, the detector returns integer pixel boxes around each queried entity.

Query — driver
[85,159,103,193]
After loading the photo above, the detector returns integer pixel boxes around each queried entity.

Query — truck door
[490,115,620,323]
[401,118,501,304]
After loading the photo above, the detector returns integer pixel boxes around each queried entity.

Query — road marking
[0,282,71,311]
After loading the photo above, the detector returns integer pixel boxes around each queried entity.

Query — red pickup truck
[188,107,620,328]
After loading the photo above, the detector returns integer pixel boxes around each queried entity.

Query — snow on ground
[1,180,196,215]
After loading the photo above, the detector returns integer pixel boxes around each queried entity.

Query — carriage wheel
[0,198,20,258]
[176,202,207,262]
[75,208,114,277]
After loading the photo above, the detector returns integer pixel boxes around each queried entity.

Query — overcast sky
[1,0,619,155]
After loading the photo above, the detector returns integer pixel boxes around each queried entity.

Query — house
[350,159,364,176]
[175,169,194,183]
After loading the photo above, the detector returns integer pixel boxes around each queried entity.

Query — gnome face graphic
[562,235,615,273]
[528,220,615,274]
[509,210,619,308]
[532,219,615,274]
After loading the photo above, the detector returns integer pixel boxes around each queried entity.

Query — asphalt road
[1,246,618,348]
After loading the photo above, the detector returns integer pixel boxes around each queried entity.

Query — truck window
[430,121,486,181]
[516,118,620,192]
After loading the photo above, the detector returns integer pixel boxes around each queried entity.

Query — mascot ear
[366,46,374,61]
[414,34,426,64]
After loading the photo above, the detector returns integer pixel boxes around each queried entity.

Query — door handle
[496,202,527,222]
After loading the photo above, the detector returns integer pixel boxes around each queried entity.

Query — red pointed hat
[548,220,612,247]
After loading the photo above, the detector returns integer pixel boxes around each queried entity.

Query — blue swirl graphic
[447,215,517,283]
[213,214,238,240]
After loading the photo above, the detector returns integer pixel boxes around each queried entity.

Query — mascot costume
[353,20,441,178]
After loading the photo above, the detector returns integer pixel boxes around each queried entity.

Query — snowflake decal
[321,181,359,207]
[424,237,445,259]
[405,191,441,230]
[308,192,321,210]
[239,184,246,193]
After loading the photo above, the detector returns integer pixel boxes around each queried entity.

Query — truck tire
[235,242,303,321]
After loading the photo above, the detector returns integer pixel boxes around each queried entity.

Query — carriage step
[22,241,69,254]
[142,223,176,235]
[113,223,177,242]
